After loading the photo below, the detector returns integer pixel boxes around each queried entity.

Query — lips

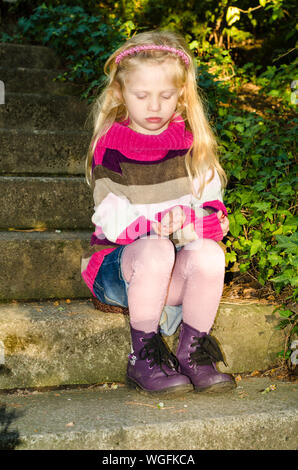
[146,117,162,123]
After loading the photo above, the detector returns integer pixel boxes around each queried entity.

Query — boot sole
[126,377,193,398]
[195,380,237,394]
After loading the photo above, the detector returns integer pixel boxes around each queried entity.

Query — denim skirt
[93,245,183,336]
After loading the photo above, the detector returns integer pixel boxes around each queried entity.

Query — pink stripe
[201,200,228,216]
[81,248,116,296]
[93,145,106,166]
[116,216,153,244]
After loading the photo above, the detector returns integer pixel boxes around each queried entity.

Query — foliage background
[1,0,297,362]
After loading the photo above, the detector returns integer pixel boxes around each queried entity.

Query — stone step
[0,176,93,229]
[0,128,90,175]
[0,299,285,390]
[0,66,84,95]
[0,231,91,300]
[1,378,297,450]
[0,43,62,69]
[0,92,89,130]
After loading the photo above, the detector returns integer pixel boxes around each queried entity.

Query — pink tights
[121,238,225,334]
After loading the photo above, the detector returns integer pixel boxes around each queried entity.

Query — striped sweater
[81,118,228,297]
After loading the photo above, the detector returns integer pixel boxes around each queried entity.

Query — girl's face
[121,59,181,135]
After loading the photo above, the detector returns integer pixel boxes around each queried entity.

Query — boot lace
[139,333,179,376]
[189,335,227,367]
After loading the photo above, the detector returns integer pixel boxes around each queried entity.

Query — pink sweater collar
[99,117,193,152]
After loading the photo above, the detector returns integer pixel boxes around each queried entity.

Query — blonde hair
[85,30,227,198]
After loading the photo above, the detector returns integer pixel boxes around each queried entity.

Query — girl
[81,30,236,396]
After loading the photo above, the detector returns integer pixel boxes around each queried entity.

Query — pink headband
[115,45,190,67]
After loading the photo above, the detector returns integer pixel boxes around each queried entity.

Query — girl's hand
[152,206,186,237]
[217,210,229,237]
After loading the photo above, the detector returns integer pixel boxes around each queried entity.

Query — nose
[148,95,161,112]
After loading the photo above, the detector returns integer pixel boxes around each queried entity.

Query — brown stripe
[93,176,192,205]
[93,154,188,186]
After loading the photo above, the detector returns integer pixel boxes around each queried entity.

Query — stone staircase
[0,42,288,391]
[0,42,92,301]
[1,42,297,451]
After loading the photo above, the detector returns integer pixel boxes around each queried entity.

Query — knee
[136,238,175,274]
[184,239,225,277]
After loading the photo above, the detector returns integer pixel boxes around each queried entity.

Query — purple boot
[127,326,193,396]
[176,322,236,393]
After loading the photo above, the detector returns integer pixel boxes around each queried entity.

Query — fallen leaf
[251,370,261,377]
[235,375,242,382]
[8,227,47,232]
[66,422,75,427]
[66,299,71,303]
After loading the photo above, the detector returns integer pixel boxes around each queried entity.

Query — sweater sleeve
[164,168,227,244]
[91,148,155,244]
[92,192,154,244]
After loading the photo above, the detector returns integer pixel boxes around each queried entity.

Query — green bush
[255,57,298,107]
[215,102,297,363]
[217,109,297,289]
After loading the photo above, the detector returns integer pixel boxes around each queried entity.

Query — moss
[4,334,41,353]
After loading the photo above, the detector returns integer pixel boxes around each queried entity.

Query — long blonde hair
[85,30,227,198]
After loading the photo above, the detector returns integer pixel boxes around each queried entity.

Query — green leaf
[251,202,271,212]
[239,262,250,272]
[226,251,237,264]
[271,270,293,284]
[250,239,262,256]
[276,235,298,254]
[236,124,244,133]
[226,7,241,26]
[267,252,283,266]
[235,212,248,225]
[278,309,294,318]
[229,213,241,237]
[272,226,283,236]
